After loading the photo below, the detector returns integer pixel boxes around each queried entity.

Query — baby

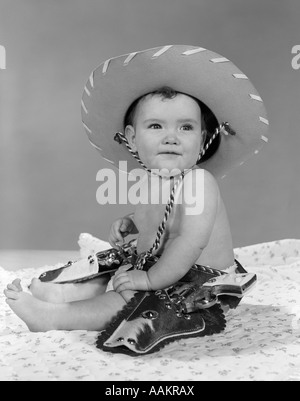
[4,88,234,332]
[4,45,268,335]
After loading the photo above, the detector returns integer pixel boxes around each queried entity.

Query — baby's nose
[163,132,179,144]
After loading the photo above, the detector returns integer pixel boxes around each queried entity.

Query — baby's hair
[123,86,221,163]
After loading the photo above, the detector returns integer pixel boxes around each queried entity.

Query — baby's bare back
[133,170,235,270]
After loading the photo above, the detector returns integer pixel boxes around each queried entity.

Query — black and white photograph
[0,0,300,382]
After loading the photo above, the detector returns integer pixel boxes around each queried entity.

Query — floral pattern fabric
[1,235,300,381]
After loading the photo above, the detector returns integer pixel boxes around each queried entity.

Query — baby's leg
[29,275,110,303]
[4,286,128,332]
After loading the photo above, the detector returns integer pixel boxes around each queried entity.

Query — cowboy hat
[81,45,269,178]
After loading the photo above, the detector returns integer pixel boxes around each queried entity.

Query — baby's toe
[12,279,22,291]
[4,289,21,300]
[7,283,19,292]
[5,298,13,306]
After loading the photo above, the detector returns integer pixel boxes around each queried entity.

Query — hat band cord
[114,122,233,270]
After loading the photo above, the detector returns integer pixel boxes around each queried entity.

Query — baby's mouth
[158,151,181,156]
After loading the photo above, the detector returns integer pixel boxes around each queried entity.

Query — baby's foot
[6,278,23,292]
[29,278,65,303]
[4,287,58,332]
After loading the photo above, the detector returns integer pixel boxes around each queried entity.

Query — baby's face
[125,94,203,172]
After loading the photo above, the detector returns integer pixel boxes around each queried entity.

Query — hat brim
[81,45,269,178]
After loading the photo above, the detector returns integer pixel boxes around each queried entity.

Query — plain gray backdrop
[0,0,299,250]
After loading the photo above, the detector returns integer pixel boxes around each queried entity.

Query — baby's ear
[125,125,137,152]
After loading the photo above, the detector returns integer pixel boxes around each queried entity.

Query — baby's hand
[113,269,151,292]
[109,216,135,249]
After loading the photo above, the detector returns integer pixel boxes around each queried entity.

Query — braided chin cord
[135,173,184,269]
[114,122,234,270]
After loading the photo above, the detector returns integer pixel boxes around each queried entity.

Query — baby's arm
[113,169,219,292]
[146,169,219,290]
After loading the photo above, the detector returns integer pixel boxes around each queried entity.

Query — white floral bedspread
[1,235,300,381]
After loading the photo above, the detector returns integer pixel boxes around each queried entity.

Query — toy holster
[38,240,256,356]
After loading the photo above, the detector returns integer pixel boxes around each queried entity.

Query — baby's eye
[181,124,194,131]
[149,123,162,129]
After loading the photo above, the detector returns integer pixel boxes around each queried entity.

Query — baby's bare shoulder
[183,167,217,182]
[182,168,219,201]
